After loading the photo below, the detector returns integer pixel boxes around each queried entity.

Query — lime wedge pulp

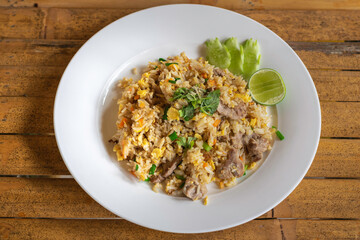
[248,68,286,106]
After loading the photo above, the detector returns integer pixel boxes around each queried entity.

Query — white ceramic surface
[54,4,321,233]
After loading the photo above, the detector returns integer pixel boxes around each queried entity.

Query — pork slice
[231,132,244,149]
[216,148,244,180]
[183,177,208,201]
[246,133,269,162]
[213,68,226,77]
[217,102,247,120]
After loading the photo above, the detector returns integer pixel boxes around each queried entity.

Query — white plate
[54,4,321,233]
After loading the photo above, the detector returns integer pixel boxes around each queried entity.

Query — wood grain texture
[321,102,360,138]
[310,70,360,102]
[0,40,359,70]
[3,0,360,10]
[1,97,359,137]
[0,177,271,218]
[0,97,53,133]
[1,137,359,177]
[274,179,360,218]
[44,8,360,41]
[0,8,45,39]
[0,66,64,97]
[0,219,281,240]
[0,135,68,175]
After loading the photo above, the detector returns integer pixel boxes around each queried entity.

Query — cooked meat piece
[183,177,208,200]
[231,132,244,149]
[150,156,182,184]
[213,68,225,77]
[216,148,244,180]
[246,133,269,162]
[217,102,247,120]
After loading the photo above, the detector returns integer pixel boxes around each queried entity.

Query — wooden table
[0,0,359,239]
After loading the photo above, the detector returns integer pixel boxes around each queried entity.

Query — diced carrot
[130,171,137,177]
[213,119,221,127]
[118,118,127,128]
[134,95,140,100]
[249,102,254,105]
[130,106,135,111]
[139,118,144,127]
[203,162,208,168]
[240,156,244,162]
[202,73,208,79]
[213,139,217,145]
[208,79,215,86]
[128,87,132,92]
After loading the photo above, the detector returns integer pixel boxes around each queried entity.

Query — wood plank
[0,97,53,133]
[0,219,281,240]
[0,66,64,97]
[3,0,360,10]
[274,179,360,218]
[0,40,359,70]
[45,9,360,41]
[1,136,359,177]
[0,219,357,240]
[310,70,360,102]
[321,101,360,138]
[0,8,45,39]
[306,139,360,178]
[280,219,360,240]
[1,97,359,137]
[0,177,272,218]
[0,135,68,175]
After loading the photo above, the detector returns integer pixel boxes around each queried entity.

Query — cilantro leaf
[200,89,220,115]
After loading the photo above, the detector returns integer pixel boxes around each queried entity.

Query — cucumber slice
[205,38,231,69]
[224,37,244,76]
[242,39,261,80]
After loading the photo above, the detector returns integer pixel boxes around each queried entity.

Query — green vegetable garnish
[165,62,178,66]
[176,136,197,150]
[159,58,166,62]
[135,164,139,171]
[200,89,220,115]
[224,37,244,76]
[204,78,208,84]
[145,178,150,182]
[243,164,248,176]
[133,157,137,162]
[169,131,178,141]
[205,38,231,69]
[174,77,180,81]
[149,164,156,175]
[162,106,169,120]
[272,126,285,140]
[179,182,185,188]
[242,38,261,80]
[179,104,195,121]
[154,66,158,69]
[175,175,185,180]
[203,142,212,152]
[168,80,177,84]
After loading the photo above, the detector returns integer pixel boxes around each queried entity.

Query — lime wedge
[248,68,286,105]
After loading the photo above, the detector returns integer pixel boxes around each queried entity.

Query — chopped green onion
[135,164,139,171]
[169,131,178,141]
[165,62,178,66]
[243,164,248,176]
[145,178,150,182]
[275,130,285,140]
[154,66,158,69]
[203,142,212,152]
[179,182,185,188]
[174,77,180,80]
[162,106,169,120]
[272,126,285,140]
[133,157,137,162]
[175,175,185,180]
[168,80,177,84]
[149,164,156,175]
[159,58,166,62]
[204,78,208,84]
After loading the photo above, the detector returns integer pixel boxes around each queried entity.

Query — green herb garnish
[154,66,158,69]
[176,136,197,150]
[203,142,212,152]
[175,175,185,180]
[162,106,169,120]
[135,164,139,171]
[149,164,156,175]
[179,104,195,121]
[272,126,285,140]
[243,164,248,176]
[169,131,178,141]
[204,78,208,84]
[159,58,166,62]
[133,157,137,162]
[165,62,178,66]
[199,89,220,115]
[145,178,150,182]
[180,182,185,188]
[168,80,177,84]
[174,77,180,81]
